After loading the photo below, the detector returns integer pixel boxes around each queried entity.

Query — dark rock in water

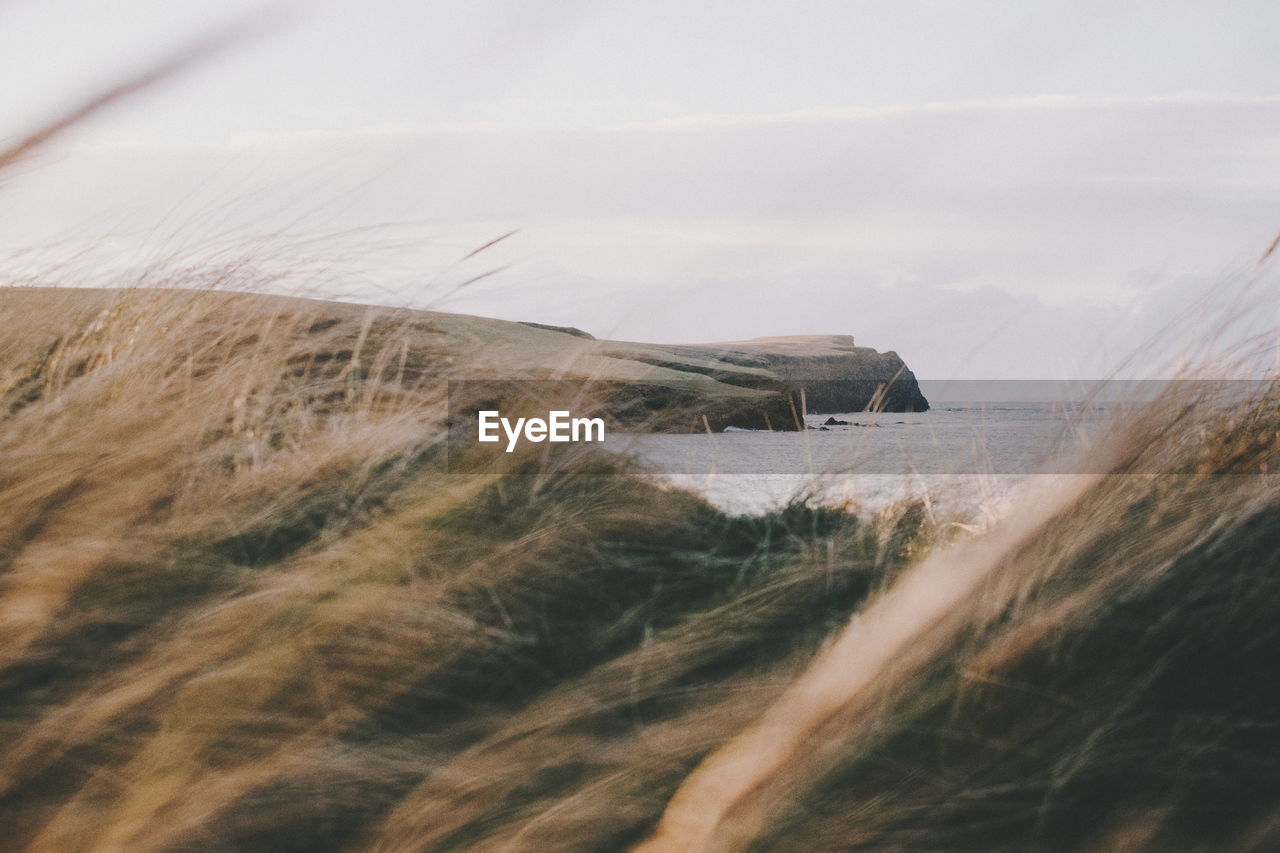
[824,416,850,426]
[816,426,831,431]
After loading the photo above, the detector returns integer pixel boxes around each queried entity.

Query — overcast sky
[1,0,1277,377]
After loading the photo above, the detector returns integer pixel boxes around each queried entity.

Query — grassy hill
[1,287,926,432]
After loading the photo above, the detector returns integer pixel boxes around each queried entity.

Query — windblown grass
[4,281,1280,852]
[0,285,931,851]
[3,35,1280,850]
[638,372,1280,852]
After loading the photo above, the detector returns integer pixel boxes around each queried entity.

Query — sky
[1,0,1278,377]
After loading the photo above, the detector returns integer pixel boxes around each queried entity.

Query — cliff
[598,334,929,416]
[704,336,929,413]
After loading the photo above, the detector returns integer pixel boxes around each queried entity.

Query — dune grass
[0,286,935,850]
[2,282,1279,852]
[3,38,1280,850]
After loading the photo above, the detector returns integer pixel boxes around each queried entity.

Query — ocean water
[607,402,1115,516]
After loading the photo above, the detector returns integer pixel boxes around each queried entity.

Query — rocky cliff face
[630,335,929,414]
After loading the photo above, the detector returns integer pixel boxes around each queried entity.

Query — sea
[607,399,1118,518]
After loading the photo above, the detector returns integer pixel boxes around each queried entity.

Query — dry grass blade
[0,7,291,174]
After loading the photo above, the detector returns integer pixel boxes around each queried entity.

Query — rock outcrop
[614,334,929,414]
